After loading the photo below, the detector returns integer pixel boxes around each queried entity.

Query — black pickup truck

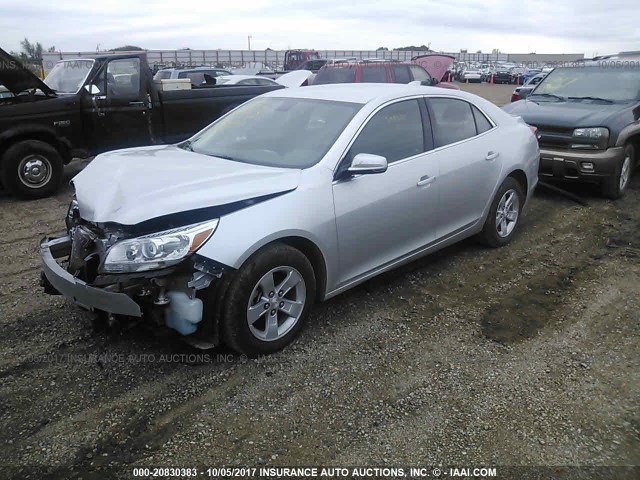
[503,56,640,199]
[0,49,283,198]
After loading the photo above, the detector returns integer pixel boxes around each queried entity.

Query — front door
[332,99,439,287]
[83,57,151,153]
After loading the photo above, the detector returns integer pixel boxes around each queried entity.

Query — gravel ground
[0,87,638,479]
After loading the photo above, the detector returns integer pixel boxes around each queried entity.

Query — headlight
[102,219,219,273]
[572,127,608,139]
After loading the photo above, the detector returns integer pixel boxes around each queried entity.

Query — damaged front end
[40,198,232,347]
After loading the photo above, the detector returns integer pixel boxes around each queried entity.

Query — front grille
[531,125,574,150]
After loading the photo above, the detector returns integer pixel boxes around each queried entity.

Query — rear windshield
[314,67,356,84]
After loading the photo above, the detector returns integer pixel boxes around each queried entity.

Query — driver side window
[105,58,141,97]
[345,99,425,165]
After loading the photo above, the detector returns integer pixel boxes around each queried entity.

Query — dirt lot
[0,85,638,479]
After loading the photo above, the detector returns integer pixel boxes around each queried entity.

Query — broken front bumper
[40,236,142,317]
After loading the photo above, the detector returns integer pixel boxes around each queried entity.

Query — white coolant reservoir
[164,291,203,335]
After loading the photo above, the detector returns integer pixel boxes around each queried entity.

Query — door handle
[129,101,146,106]
[417,175,436,187]
[485,151,500,161]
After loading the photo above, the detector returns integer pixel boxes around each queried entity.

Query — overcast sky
[1,0,638,56]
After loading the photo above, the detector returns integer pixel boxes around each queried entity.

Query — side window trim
[418,97,435,151]
[333,96,428,179]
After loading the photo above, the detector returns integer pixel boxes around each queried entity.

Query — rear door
[425,97,502,237]
[332,99,438,286]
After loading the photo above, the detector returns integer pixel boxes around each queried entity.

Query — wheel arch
[239,235,328,302]
[0,128,71,167]
[507,168,528,196]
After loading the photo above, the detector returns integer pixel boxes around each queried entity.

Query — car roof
[263,83,475,105]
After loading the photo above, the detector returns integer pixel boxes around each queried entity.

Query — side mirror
[348,153,388,175]
[84,84,100,95]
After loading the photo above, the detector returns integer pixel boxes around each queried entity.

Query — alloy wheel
[246,266,306,342]
[496,188,520,238]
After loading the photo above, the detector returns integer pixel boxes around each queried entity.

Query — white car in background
[218,71,314,88]
[463,69,482,83]
[216,75,281,86]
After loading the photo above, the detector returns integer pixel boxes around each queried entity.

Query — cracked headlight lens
[102,219,218,273]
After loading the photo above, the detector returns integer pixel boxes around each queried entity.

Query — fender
[0,124,71,161]
[615,119,640,147]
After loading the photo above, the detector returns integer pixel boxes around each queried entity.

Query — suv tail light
[528,125,540,140]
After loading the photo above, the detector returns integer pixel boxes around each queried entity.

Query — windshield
[44,59,94,94]
[188,96,362,168]
[533,65,640,102]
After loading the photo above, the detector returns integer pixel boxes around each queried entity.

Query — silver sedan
[41,84,539,356]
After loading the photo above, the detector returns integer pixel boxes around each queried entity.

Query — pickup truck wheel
[221,243,316,357]
[478,177,524,248]
[601,143,634,200]
[2,140,63,199]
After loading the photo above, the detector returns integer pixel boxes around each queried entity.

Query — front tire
[601,143,634,200]
[221,243,316,357]
[478,177,524,248]
[1,140,64,199]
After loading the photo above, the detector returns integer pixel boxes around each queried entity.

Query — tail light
[511,92,521,102]
[528,125,540,140]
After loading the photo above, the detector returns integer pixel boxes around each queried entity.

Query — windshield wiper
[529,93,565,102]
[179,140,193,151]
[568,96,614,104]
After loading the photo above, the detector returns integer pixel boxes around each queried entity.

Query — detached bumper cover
[539,146,624,182]
[40,236,142,317]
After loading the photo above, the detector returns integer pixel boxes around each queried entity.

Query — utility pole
[248,35,252,51]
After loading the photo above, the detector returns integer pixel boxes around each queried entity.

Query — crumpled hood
[73,145,301,226]
[0,48,56,96]
[502,99,627,128]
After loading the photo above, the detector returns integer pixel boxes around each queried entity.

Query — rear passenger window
[472,105,493,134]
[429,98,477,147]
[391,65,412,84]
[360,66,387,83]
[346,100,424,163]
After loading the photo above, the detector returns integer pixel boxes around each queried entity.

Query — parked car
[217,71,313,88]
[294,59,328,72]
[41,83,539,356]
[519,68,542,84]
[493,67,513,84]
[0,85,13,98]
[503,57,640,198]
[313,62,458,89]
[153,67,232,83]
[0,49,282,198]
[510,73,547,102]
[462,69,482,83]
[215,75,280,86]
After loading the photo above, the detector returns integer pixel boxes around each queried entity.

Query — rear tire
[1,140,64,199]
[601,143,634,200]
[478,177,524,248]
[221,243,316,357]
